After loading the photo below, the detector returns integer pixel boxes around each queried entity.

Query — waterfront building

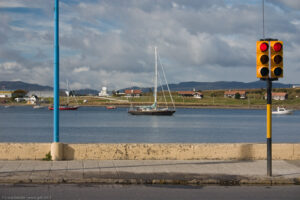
[0,91,13,98]
[292,85,300,88]
[177,91,203,99]
[264,92,288,100]
[125,89,142,97]
[224,90,247,99]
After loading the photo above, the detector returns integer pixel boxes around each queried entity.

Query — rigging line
[157,53,176,109]
[68,82,79,105]
[158,71,168,107]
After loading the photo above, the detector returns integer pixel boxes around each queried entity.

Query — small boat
[272,107,293,115]
[106,105,117,109]
[49,81,80,111]
[33,105,45,109]
[128,47,176,116]
[48,104,79,110]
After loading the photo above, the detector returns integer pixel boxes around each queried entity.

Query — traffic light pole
[266,78,272,176]
[260,38,278,177]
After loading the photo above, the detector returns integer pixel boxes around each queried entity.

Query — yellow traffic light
[256,41,269,78]
[270,41,283,78]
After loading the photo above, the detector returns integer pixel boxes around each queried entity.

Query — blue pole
[53,0,59,142]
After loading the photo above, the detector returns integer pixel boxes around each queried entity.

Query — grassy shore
[2,88,300,109]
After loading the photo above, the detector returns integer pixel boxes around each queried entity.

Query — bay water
[0,106,299,143]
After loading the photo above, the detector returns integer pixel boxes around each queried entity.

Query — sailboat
[128,47,175,115]
[48,81,79,110]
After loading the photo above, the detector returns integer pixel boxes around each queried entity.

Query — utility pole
[51,0,63,161]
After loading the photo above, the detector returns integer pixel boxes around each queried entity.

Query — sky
[0,0,299,90]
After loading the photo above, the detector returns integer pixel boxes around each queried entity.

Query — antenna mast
[154,47,158,108]
[262,0,265,39]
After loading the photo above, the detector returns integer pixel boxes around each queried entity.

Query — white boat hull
[272,107,293,115]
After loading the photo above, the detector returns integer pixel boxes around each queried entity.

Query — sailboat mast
[154,47,158,108]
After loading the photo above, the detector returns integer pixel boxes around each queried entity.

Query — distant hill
[0,81,99,95]
[0,81,52,91]
[0,80,295,95]
[167,81,293,91]
[121,81,294,92]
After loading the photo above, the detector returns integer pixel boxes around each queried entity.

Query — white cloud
[0,0,300,90]
[0,1,26,8]
[0,62,22,71]
[73,66,90,73]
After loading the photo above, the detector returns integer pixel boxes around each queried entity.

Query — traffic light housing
[256,41,269,78]
[270,41,283,78]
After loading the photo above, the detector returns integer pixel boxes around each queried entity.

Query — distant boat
[272,107,293,115]
[48,81,79,111]
[33,104,45,109]
[48,105,79,110]
[106,105,117,109]
[128,47,175,116]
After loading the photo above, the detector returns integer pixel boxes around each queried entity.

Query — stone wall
[0,143,299,160]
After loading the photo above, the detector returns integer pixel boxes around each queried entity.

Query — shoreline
[1,103,300,110]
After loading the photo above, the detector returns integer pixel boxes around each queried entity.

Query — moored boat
[272,107,293,115]
[106,105,117,109]
[48,104,79,110]
[33,105,45,109]
[128,47,175,116]
[49,81,79,111]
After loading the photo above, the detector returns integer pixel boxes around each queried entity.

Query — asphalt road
[1,184,300,200]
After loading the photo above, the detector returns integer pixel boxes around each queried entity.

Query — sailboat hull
[128,110,175,115]
[48,105,79,110]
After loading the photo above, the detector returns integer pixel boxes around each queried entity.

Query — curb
[1,175,300,185]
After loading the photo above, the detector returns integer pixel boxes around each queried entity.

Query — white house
[0,91,13,98]
[264,92,288,100]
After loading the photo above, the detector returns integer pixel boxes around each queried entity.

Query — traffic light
[270,41,283,78]
[256,41,269,78]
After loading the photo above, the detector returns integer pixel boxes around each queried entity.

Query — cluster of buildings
[0,90,53,104]
[0,87,290,103]
[120,89,289,100]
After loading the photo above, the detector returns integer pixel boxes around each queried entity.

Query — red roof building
[125,89,142,97]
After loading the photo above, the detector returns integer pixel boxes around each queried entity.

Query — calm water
[0,106,299,143]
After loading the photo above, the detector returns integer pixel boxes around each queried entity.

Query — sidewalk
[0,160,300,185]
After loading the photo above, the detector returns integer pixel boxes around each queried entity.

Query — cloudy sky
[0,0,299,90]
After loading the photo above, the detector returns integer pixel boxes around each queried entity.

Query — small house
[264,92,288,100]
[224,90,247,99]
[0,91,13,98]
[178,91,203,99]
[125,89,142,97]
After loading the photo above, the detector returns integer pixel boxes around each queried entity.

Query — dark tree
[235,93,241,99]
[11,89,27,99]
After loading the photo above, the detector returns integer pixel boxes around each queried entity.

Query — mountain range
[0,81,99,95]
[121,81,294,92]
[0,81,296,95]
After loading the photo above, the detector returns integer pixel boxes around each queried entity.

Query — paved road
[1,160,300,185]
[1,184,300,200]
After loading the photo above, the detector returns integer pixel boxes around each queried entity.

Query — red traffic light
[260,42,268,52]
[273,42,282,52]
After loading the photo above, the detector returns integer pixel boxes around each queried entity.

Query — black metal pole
[266,78,272,176]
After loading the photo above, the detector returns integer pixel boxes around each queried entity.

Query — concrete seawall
[0,143,299,160]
